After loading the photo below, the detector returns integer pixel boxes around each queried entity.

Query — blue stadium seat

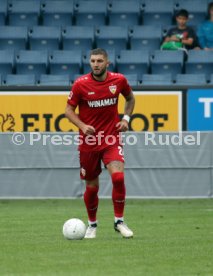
[4,74,36,86]
[29,26,61,51]
[124,74,138,86]
[129,25,162,51]
[41,0,73,27]
[0,26,28,51]
[75,0,107,27]
[142,74,172,85]
[39,74,70,86]
[49,50,82,78]
[108,0,141,27]
[62,26,94,51]
[0,0,7,25]
[95,26,128,53]
[185,50,213,81]
[175,0,207,25]
[175,74,207,85]
[82,49,116,73]
[141,0,174,26]
[116,50,149,78]
[150,50,184,80]
[8,1,40,26]
[0,50,14,78]
[16,50,48,80]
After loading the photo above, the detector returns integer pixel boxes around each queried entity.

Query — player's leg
[84,178,99,238]
[107,160,126,222]
[103,146,133,238]
[84,178,99,226]
[80,151,102,238]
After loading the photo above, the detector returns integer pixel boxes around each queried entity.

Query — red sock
[84,185,99,223]
[111,172,126,218]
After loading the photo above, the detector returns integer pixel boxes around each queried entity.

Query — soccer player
[65,48,135,239]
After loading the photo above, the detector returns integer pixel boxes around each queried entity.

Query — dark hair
[176,9,189,18]
[207,2,213,19]
[90,48,108,59]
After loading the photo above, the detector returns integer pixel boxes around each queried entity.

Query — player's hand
[81,125,96,135]
[116,120,129,132]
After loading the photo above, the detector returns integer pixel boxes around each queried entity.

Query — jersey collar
[90,71,109,82]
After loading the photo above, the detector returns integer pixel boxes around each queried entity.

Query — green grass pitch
[0,199,213,276]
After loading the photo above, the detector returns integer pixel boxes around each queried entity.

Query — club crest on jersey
[109,85,117,94]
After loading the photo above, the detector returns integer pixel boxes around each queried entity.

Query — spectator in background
[162,9,198,50]
[197,2,213,50]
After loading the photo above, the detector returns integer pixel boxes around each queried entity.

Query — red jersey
[67,71,131,151]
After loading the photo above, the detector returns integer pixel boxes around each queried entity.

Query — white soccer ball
[62,218,86,240]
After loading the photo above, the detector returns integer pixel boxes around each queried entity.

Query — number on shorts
[118,146,124,156]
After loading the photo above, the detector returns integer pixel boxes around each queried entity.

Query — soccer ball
[62,218,86,240]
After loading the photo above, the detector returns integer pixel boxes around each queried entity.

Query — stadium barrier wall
[1,86,213,132]
[0,132,212,199]
[0,86,212,198]
[0,90,182,132]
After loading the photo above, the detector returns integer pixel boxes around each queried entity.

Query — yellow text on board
[0,91,182,132]
[119,92,182,131]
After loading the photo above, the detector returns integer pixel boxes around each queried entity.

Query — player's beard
[92,67,107,77]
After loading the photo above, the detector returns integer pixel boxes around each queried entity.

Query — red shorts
[79,144,124,180]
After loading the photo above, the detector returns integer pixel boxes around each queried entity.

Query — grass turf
[0,199,213,276]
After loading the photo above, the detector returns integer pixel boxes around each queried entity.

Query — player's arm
[65,104,95,135]
[116,91,135,132]
[123,90,135,118]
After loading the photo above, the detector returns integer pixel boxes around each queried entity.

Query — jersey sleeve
[67,81,81,107]
[121,76,132,97]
